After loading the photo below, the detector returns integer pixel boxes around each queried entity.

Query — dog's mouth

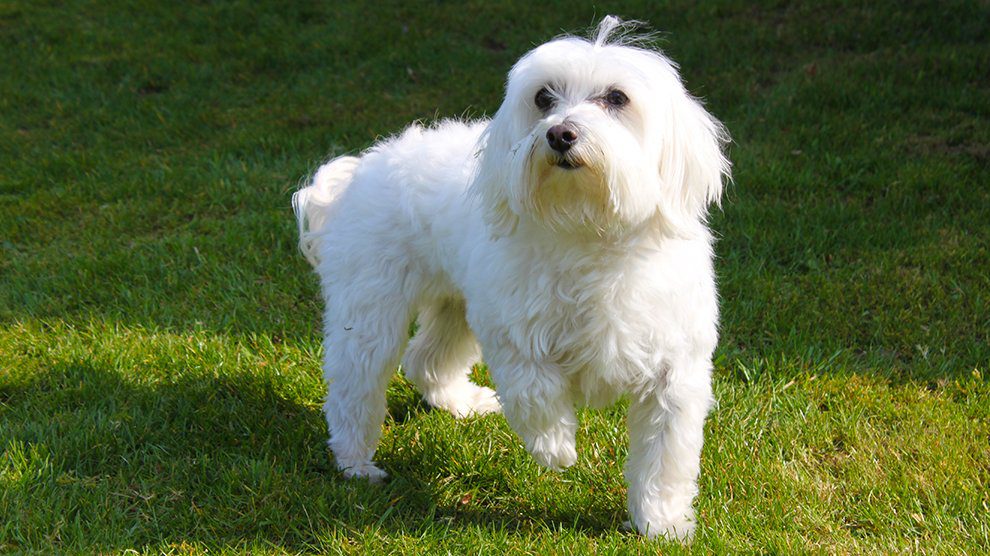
[555,158,582,170]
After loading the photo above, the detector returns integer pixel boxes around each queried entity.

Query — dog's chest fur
[471,232,710,406]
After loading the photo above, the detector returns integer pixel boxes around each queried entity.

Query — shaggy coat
[293,17,730,540]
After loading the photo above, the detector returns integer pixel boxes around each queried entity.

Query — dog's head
[471,17,731,238]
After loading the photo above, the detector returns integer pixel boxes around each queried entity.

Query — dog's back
[293,120,488,270]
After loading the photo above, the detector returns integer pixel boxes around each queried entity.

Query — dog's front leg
[625,368,713,541]
[491,361,577,471]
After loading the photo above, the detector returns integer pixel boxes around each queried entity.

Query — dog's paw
[340,462,388,484]
[457,384,502,417]
[527,433,577,471]
[428,382,502,419]
[636,517,695,542]
[628,507,695,542]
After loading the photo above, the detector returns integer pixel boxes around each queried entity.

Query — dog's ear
[469,105,520,237]
[654,84,731,237]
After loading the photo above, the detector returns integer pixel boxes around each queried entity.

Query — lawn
[1,1,988,553]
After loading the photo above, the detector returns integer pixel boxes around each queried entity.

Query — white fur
[292,16,730,541]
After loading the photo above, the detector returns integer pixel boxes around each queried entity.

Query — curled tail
[291,156,360,267]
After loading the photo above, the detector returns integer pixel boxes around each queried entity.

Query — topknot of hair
[591,16,659,48]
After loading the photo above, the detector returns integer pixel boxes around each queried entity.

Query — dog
[292,16,730,540]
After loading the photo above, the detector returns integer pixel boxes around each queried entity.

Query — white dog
[293,16,730,540]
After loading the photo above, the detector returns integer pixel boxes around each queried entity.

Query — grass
[1,0,988,553]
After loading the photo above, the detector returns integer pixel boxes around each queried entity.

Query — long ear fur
[468,106,520,237]
[655,87,731,237]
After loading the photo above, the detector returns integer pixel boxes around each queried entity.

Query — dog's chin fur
[527,159,613,236]
[292,16,730,542]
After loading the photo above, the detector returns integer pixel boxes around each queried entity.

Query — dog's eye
[534,87,554,110]
[604,89,629,108]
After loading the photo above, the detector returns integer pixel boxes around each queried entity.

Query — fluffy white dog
[293,17,730,540]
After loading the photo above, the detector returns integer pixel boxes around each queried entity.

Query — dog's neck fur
[510,208,703,254]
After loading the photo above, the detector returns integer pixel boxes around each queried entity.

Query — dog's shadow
[0,360,627,552]
[381,382,629,534]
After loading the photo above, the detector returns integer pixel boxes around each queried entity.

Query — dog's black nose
[546,123,578,153]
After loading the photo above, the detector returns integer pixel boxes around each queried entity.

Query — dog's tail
[292,156,360,267]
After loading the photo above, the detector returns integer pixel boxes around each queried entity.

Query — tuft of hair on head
[591,15,659,49]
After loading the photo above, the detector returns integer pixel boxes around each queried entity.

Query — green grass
[1,0,988,553]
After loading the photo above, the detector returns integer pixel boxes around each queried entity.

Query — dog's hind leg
[401,298,501,418]
[321,275,415,482]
